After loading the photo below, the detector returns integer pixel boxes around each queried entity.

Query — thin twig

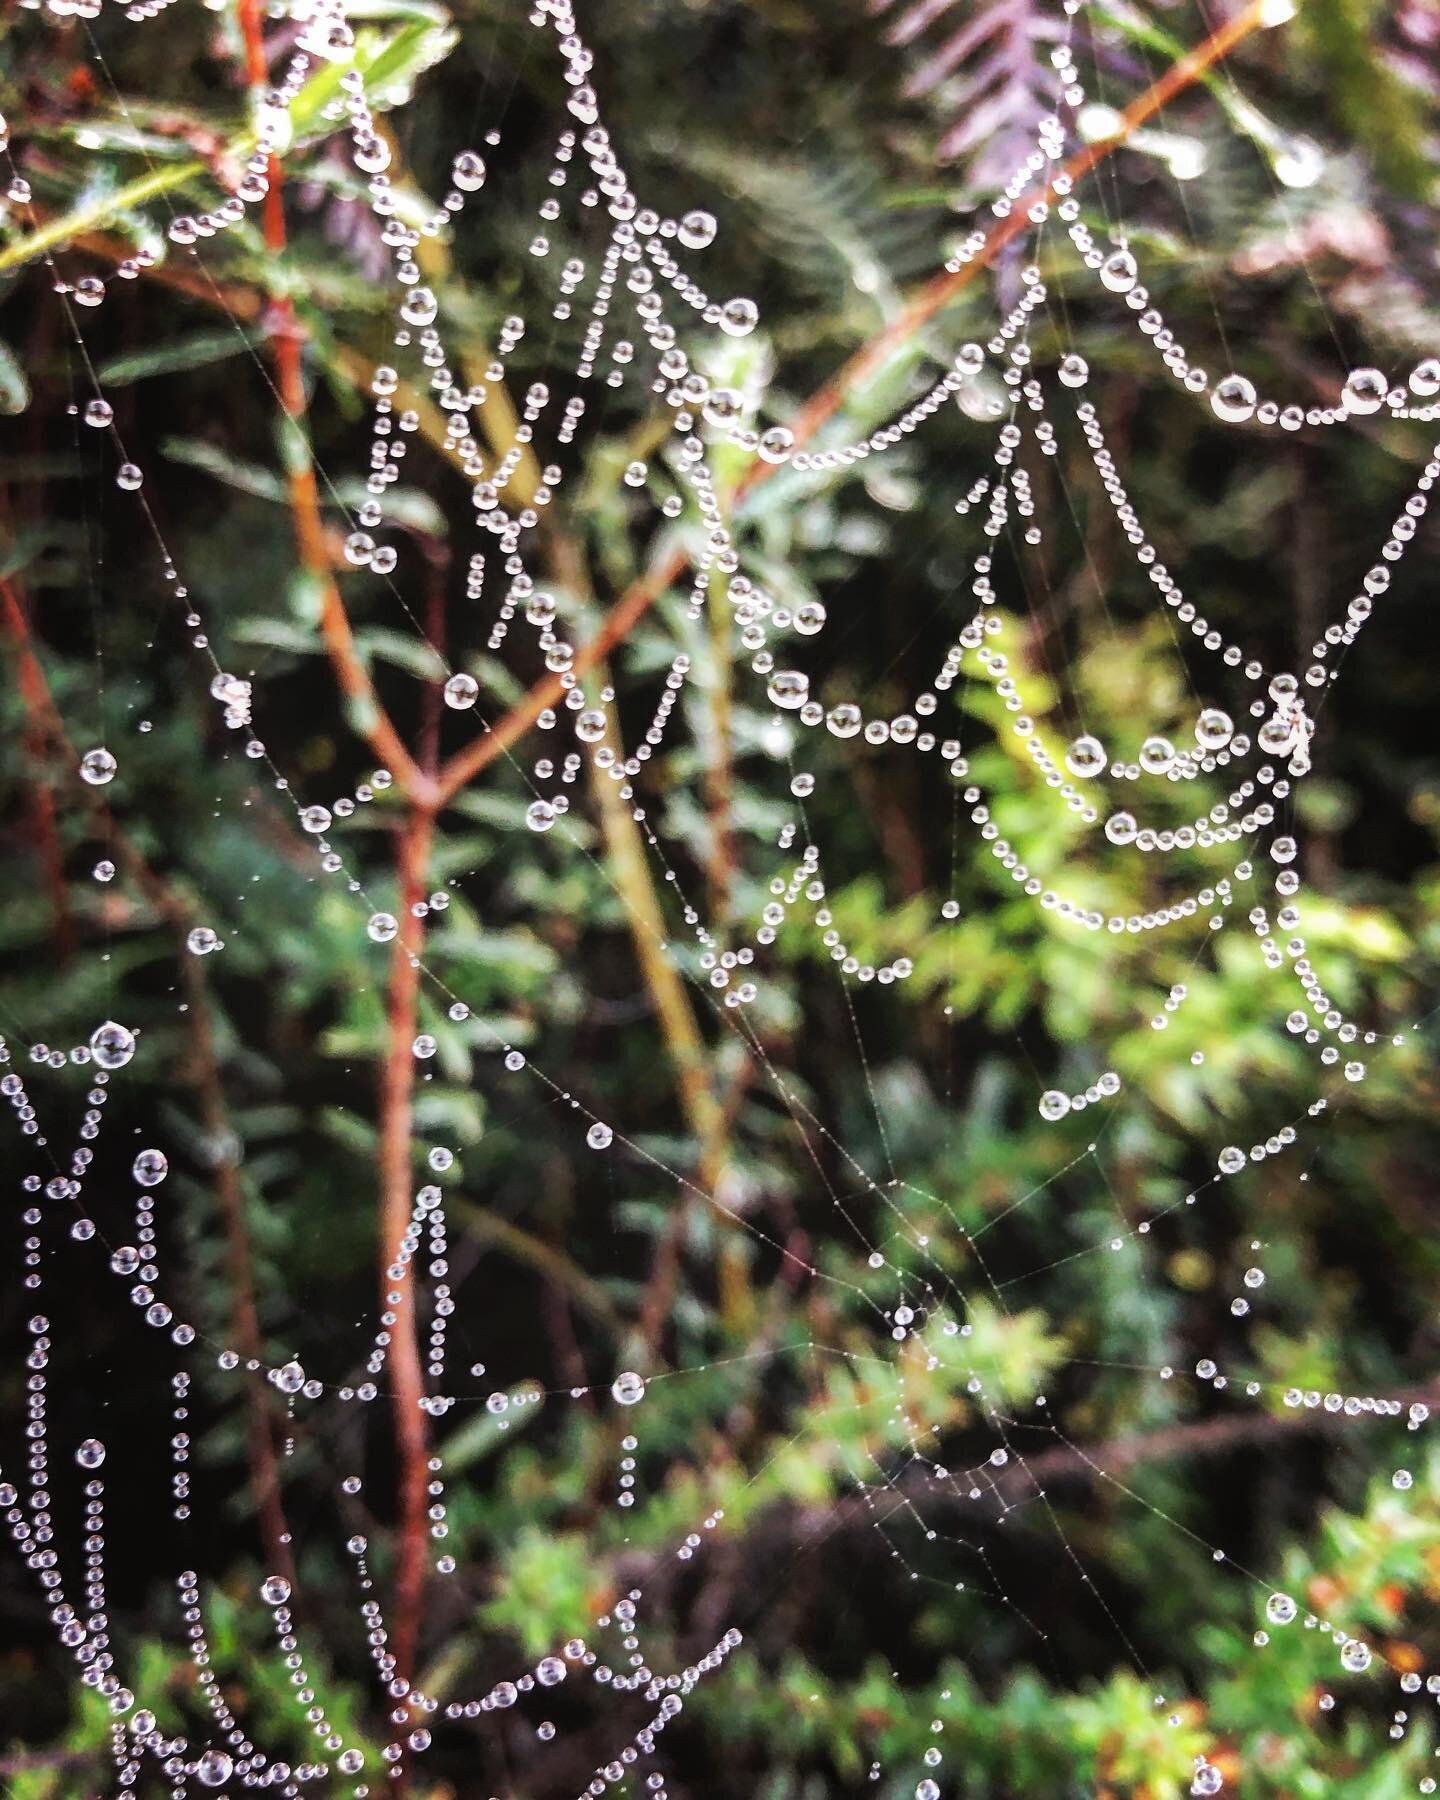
[234,0,435,1714]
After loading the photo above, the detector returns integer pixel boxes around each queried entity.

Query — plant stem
[377,801,436,1694]
[233,0,432,1720]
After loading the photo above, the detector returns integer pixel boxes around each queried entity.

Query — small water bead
[367,912,398,943]
[1099,247,1138,293]
[93,859,116,882]
[1195,708,1233,751]
[1057,352,1089,388]
[196,1748,234,1787]
[526,799,557,833]
[826,703,862,738]
[1243,1267,1265,1288]
[719,296,759,337]
[611,1370,646,1406]
[677,209,716,250]
[758,426,794,465]
[452,149,487,190]
[83,398,114,429]
[300,805,332,835]
[1038,1090,1069,1122]
[1340,367,1387,415]
[1211,374,1257,423]
[586,1121,613,1150]
[443,672,479,710]
[427,1145,453,1172]
[1393,1468,1414,1490]
[401,287,438,327]
[916,1782,940,1800]
[1191,1767,1223,1797]
[1218,1146,1245,1174]
[79,746,117,786]
[1266,1592,1297,1625]
[186,926,221,955]
[413,1034,438,1060]
[1104,811,1137,845]
[536,1656,567,1686]
[768,670,809,710]
[260,1574,291,1605]
[132,1148,168,1187]
[76,1438,106,1470]
[1064,734,1107,778]
[116,463,144,491]
[1410,357,1440,397]
[1340,1639,1372,1674]
[275,1360,305,1394]
[794,601,826,635]
[90,1020,135,1070]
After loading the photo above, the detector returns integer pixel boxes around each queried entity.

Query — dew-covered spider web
[0,0,1438,1794]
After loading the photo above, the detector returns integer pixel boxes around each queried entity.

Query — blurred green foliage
[1,0,1439,1795]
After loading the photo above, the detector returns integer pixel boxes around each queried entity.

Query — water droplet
[132,1149,168,1187]
[79,746,117,786]
[1211,374,1257,423]
[677,210,716,250]
[90,1021,135,1070]
[452,150,486,191]
[1340,1638,1372,1674]
[196,1748,233,1787]
[1340,367,1386,416]
[1064,735,1107,778]
[1057,353,1089,388]
[1099,248,1137,293]
[719,297,758,337]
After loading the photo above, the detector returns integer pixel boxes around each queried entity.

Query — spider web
[0,0,1437,1795]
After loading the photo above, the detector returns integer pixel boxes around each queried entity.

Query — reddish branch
[235,0,433,1710]
[375,807,437,1692]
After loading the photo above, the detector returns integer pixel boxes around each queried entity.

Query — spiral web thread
[0,0,1438,1794]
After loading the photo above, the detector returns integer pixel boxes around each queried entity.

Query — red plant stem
[233,0,433,1713]
[377,803,437,1695]
[0,568,74,957]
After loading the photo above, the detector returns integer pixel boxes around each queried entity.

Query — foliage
[0,0,1438,1796]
